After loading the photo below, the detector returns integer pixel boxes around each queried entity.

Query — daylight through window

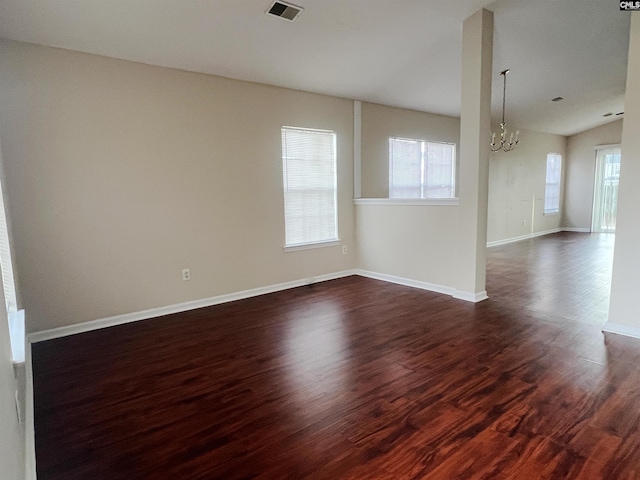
[281,127,338,247]
[544,153,562,214]
[389,137,456,199]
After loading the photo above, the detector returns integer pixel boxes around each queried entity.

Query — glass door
[592,146,621,233]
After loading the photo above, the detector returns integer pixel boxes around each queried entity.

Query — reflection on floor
[487,231,614,325]
[33,232,640,479]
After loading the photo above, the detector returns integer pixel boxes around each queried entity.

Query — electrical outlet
[342,245,348,254]
[182,268,191,281]
[522,220,526,226]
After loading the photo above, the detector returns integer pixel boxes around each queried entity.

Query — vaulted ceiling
[0,0,630,136]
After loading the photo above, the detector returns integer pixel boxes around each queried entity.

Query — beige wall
[355,101,461,291]
[608,15,640,331]
[0,40,355,332]
[360,102,460,198]
[0,38,611,333]
[487,128,567,243]
[356,205,459,288]
[564,120,623,230]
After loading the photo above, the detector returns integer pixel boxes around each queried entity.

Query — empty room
[1,0,640,478]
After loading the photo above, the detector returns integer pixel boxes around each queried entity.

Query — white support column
[454,8,493,302]
[604,14,640,337]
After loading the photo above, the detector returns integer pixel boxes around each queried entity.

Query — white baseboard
[21,266,482,477]
[355,269,455,296]
[28,265,500,346]
[28,270,357,343]
[29,268,493,345]
[602,322,640,339]
[354,269,488,303]
[452,290,489,303]
[486,234,533,248]
[562,227,591,233]
[533,228,562,238]
[486,228,571,248]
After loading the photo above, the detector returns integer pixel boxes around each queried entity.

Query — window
[0,169,22,362]
[281,126,338,248]
[544,153,562,214]
[389,137,456,198]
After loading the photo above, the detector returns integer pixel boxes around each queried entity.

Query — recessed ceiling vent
[551,96,564,102]
[603,112,613,117]
[616,112,624,116]
[267,1,303,21]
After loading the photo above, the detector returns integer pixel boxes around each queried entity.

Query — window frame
[544,152,562,215]
[281,126,339,251]
[388,136,457,200]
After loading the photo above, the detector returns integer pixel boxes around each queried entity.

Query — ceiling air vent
[616,112,624,116]
[603,112,613,117]
[267,1,303,21]
[551,97,564,102]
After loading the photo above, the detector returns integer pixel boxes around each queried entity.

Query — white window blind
[544,153,562,214]
[0,176,16,313]
[282,127,338,247]
[0,142,22,362]
[389,137,456,199]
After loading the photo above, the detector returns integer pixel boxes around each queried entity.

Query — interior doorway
[592,145,621,233]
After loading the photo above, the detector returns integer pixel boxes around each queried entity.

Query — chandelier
[490,69,519,152]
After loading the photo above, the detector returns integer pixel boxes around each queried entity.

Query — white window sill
[283,239,341,252]
[354,198,459,206]
[544,210,560,216]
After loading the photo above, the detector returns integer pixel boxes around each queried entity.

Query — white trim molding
[354,198,459,206]
[353,100,362,199]
[562,227,591,233]
[486,228,578,247]
[283,239,341,252]
[355,269,455,296]
[532,228,562,238]
[602,322,640,339]
[452,290,489,303]
[28,267,494,345]
[28,270,356,343]
[29,269,489,344]
[356,269,488,303]
[487,233,533,248]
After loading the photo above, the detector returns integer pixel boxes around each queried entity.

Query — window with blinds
[281,127,338,248]
[544,153,562,214]
[0,179,16,313]
[0,152,21,362]
[389,137,456,199]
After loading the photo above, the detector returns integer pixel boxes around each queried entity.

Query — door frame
[591,143,621,233]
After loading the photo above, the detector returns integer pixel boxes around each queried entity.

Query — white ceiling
[0,0,630,136]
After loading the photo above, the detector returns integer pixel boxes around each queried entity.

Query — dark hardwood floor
[33,232,640,479]
[487,231,615,326]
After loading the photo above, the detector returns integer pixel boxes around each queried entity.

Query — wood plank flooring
[32,232,640,479]
[487,231,615,325]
